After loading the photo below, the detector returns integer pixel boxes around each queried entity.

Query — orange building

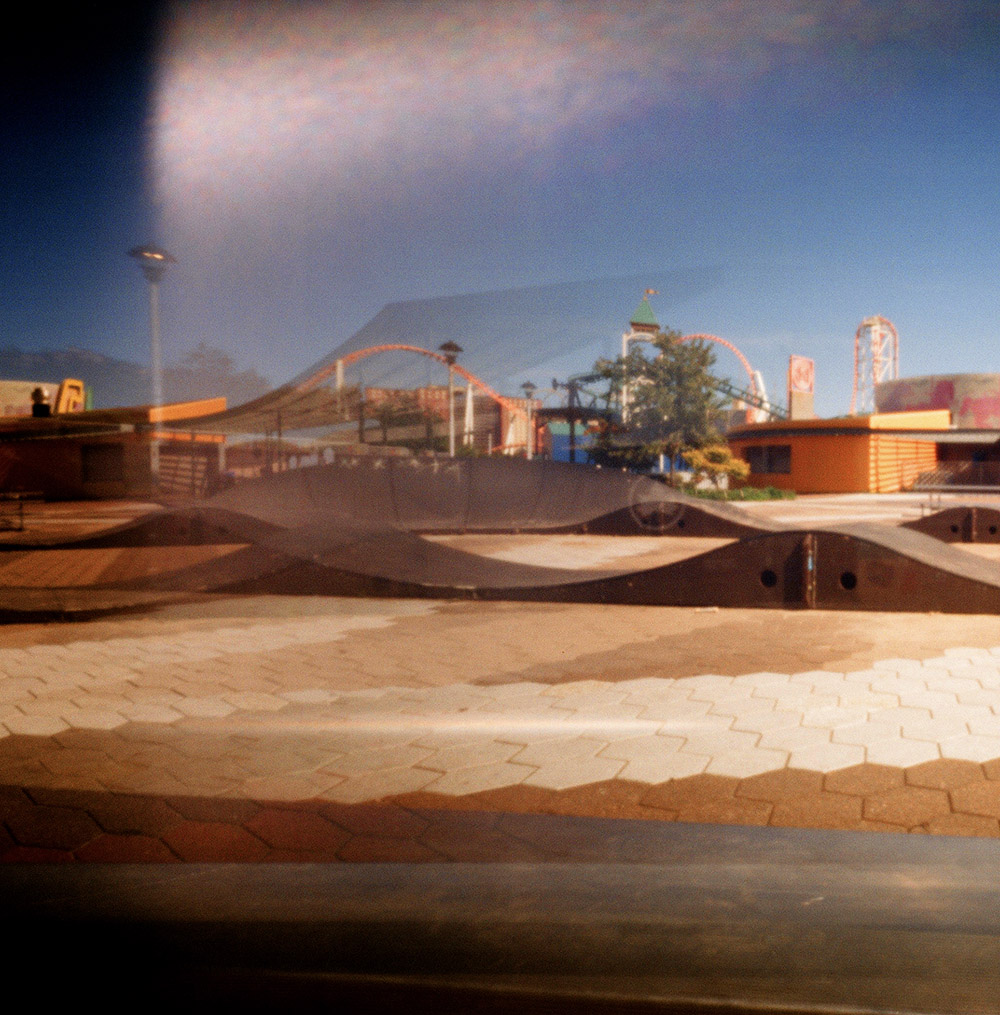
[728,410,949,494]
[0,398,227,500]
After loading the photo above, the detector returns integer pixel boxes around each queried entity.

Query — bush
[682,485,796,501]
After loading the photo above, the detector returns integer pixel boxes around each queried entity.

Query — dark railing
[914,462,1000,489]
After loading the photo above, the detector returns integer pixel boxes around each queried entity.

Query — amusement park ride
[179,292,899,452]
[851,314,899,415]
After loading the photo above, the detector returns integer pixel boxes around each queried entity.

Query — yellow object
[54,379,86,414]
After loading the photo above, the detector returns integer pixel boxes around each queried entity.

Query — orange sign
[788,355,815,394]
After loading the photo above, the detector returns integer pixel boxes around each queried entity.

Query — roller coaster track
[296,343,528,422]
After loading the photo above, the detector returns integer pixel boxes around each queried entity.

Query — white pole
[463,384,474,447]
[447,364,456,457]
[621,330,629,423]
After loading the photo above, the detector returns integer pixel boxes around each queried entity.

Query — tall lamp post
[128,244,176,408]
[439,341,463,457]
[521,381,537,460]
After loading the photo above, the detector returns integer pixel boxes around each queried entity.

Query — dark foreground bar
[5,822,1000,1013]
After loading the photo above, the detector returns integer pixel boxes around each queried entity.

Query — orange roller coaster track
[678,334,759,400]
[295,344,528,421]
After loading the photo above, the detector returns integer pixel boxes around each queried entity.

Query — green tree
[589,329,726,475]
[683,444,750,489]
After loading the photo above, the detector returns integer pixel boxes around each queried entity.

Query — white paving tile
[320,765,442,803]
[2,713,70,736]
[513,735,611,768]
[864,737,940,768]
[967,715,1000,739]
[324,743,436,776]
[637,699,714,722]
[523,753,626,790]
[599,734,686,783]
[732,710,804,736]
[705,747,789,778]
[787,740,865,772]
[418,739,523,772]
[681,727,760,756]
[939,734,1000,764]
[426,761,534,796]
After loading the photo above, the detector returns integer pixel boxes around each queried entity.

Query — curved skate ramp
[205,457,777,538]
[904,506,1000,543]
[0,506,284,552]
[100,519,1000,615]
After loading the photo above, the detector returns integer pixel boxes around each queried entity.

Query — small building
[0,398,226,500]
[728,410,950,494]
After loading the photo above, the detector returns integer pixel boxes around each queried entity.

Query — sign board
[788,355,815,394]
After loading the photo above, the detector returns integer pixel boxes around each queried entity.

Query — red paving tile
[84,794,184,836]
[862,785,951,828]
[950,780,1000,819]
[163,821,271,862]
[924,812,1000,838]
[245,808,351,852]
[769,793,865,831]
[905,758,986,791]
[737,768,825,802]
[165,796,261,824]
[1,845,75,862]
[75,833,179,862]
[318,801,430,838]
[824,764,904,797]
[6,804,101,850]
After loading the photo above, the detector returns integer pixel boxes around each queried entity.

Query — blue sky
[3,1,999,417]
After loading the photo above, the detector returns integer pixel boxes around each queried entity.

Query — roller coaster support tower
[851,315,898,415]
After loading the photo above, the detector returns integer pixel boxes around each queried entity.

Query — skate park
[7,473,1000,1010]
[4,320,1000,1010]
[11,5,1000,1006]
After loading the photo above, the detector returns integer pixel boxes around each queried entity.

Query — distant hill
[0,345,270,410]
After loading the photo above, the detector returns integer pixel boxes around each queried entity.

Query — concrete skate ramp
[904,506,1000,543]
[205,457,776,538]
[100,518,1000,614]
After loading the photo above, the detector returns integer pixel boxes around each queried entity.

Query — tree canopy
[588,328,727,471]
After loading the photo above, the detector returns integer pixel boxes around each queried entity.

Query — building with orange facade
[0,398,227,500]
[727,410,951,494]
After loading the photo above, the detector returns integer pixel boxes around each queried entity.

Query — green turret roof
[629,295,660,334]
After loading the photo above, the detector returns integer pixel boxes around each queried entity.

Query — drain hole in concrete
[840,571,858,591]
[760,569,778,588]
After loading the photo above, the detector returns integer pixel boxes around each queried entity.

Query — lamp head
[129,244,177,284]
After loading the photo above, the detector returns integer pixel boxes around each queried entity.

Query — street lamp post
[128,244,176,408]
[129,244,176,491]
[439,341,463,457]
[521,381,537,460]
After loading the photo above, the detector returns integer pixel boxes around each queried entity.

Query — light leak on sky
[147,0,1000,417]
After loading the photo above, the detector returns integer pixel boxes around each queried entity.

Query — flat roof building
[728,410,950,494]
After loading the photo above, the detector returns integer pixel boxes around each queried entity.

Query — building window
[745,444,791,475]
[82,444,125,483]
